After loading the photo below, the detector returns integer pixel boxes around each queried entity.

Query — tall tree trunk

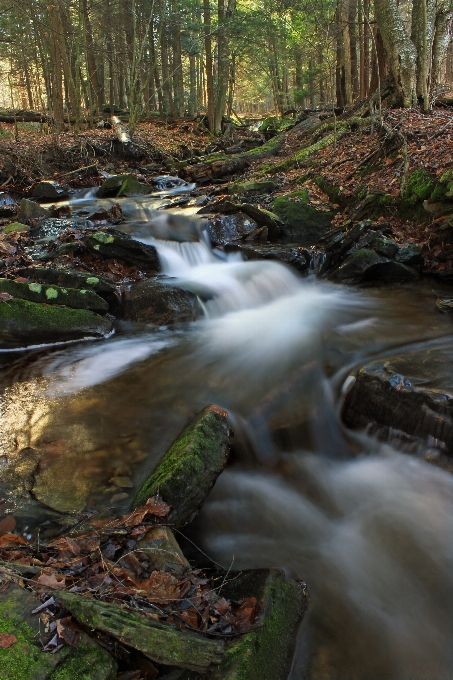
[349,0,359,99]
[431,0,453,88]
[81,0,101,113]
[374,0,417,106]
[411,0,436,107]
[203,0,215,131]
[213,0,236,133]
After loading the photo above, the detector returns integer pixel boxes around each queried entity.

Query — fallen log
[0,109,49,123]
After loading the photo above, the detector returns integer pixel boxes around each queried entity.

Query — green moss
[404,169,436,202]
[50,641,116,680]
[92,232,115,244]
[86,277,99,284]
[270,190,334,242]
[29,282,42,293]
[45,288,58,299]
[440,169,453,186]
[0,605,57,679]
[228,180,276,196]
[430,185,448,202]
[0,278,108,313]
[314,175,342,204]
[4,222,30,234]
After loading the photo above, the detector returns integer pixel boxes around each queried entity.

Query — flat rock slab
[122,278,198,325]
[0,583,116,680]
[86,231,160,272]
[56,592,224,674]
[224,243,310,273]
[133,405,232,527]
[16,267,117,296]
[0,298,112,346]
[0,278,108,313]
[342,340,453,458]
[209,569,308,680]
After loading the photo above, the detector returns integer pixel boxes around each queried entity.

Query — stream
[1,184,453,679]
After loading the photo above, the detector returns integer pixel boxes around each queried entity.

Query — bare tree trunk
[411,0,436,107]
[431,0,453,88]
[203,0,215,131]
[213,0,236,133]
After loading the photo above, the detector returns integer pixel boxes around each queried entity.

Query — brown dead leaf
[179,608,199,628]
[0,515,16,536]
[0,633,17,648]
[37,569,66,590]
[0,292,13,303]
[0,533,26,547]
[139,570,180,603]
[56,616,82,647]
[121,496,170,529]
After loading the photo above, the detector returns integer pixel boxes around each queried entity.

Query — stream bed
[1,186,452,679]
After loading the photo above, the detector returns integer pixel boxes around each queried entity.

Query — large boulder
[133,405,232,527]
[0,278,108,314]
[31,181,68,201]
[271,191,334,244]
[56,592,224,674]
[86,230,160,272]
[121,278,198,325]
[207,213,259,246]
[329,248,418,284]
[17,198,50,223]
[0,583,116,680]
[209,569,308,680]
[0,298,112,346]
[97,174,150,198]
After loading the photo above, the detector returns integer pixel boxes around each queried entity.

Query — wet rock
[224,243,310,273]
[0,583,116,680]
[228,180,276,196]
[16,267,117,296]
[271,191,333,244]
[122,279,198,325]
[0,193,18,218]
[136,526,190,571]
[0,298,112,346]
[133,405,232,527]
[152,176,190,191]
[359,234,399,258]
[56,592,224,674]
[342,344,453,458]
[31,181,68,201]
[0,278,108,314]
[394,243,424,267]
[330,249,418,284]
[207,213,258,246]
[97,174,150,198]
[436,298,453,313]
[4,222,30,234]
[17,198,50,223]
[86,231,160,272]
[209,569,308,680]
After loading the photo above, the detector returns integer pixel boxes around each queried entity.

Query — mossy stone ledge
[133,404,232,527]
[228,180,276,197]
[97,174,150,198]
[0,278,109,313]
[86,231,160,272]
[271,190,334,244]
[0,298,113,346]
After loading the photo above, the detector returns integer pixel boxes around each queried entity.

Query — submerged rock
[0,278,108,313]
[0,583,116,680]
[133,405,232,527]
[342,344,453,460]
[0,298,112,346]
[56,592,224,673]
[86,230,160,272]
[122,279,198,325]
[209,569,308,680]
[271,191,334,244]
[97,174,150,198]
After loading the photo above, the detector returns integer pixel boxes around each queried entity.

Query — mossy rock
[86,231,160,272]
[228,181,276,196]
[314,175,345,206]
[4,222,30,234]
[395,243,424,267]
[56,592,224,674]
[258,117,294,135]
[17,198,50,223]
[31,181,68,201]
[0,278,108,313]
[0,298,113,346]
[15,267,116,295]
[133,404,232,527]
[330,248,418,284]
[271,191,334,244]
[209,569,308,680]
[97,174,150,198]
[430,185,448,202]
[404,169,436,203]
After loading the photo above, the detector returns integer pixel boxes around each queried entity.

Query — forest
[0,1,453,680]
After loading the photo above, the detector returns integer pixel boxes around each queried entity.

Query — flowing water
[1,187,453,678]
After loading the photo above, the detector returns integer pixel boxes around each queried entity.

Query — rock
[0,298,113,346]
[151,176,190,191]
[436,298,453,313]
[228,180,276,196]
[209,569,308,680]
[224,243,310,273]
[29,218,77,242]
[360,234,399,258]
[4,222,30,234]
[207,213,259,246]
[136,526,190,571]
[0,278,109,314]
[17,198,50,223]
[15,267,117,296]
[330,248,418,284]
[0,583,116,680]
[97,174,150,198]
[121,279,198,325]
[133,405,232,527]
[394,243,424,267]
[271,191,333,244]
[86,231,160,272]
[31,181,68,201]
[0,194,18,218]
[56,592,224,674]
[342,344,453,458]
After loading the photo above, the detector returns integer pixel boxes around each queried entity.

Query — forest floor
[1,105,453,276]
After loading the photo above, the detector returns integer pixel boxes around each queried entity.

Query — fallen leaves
[0,633,17,648]
[0,515,16,536]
